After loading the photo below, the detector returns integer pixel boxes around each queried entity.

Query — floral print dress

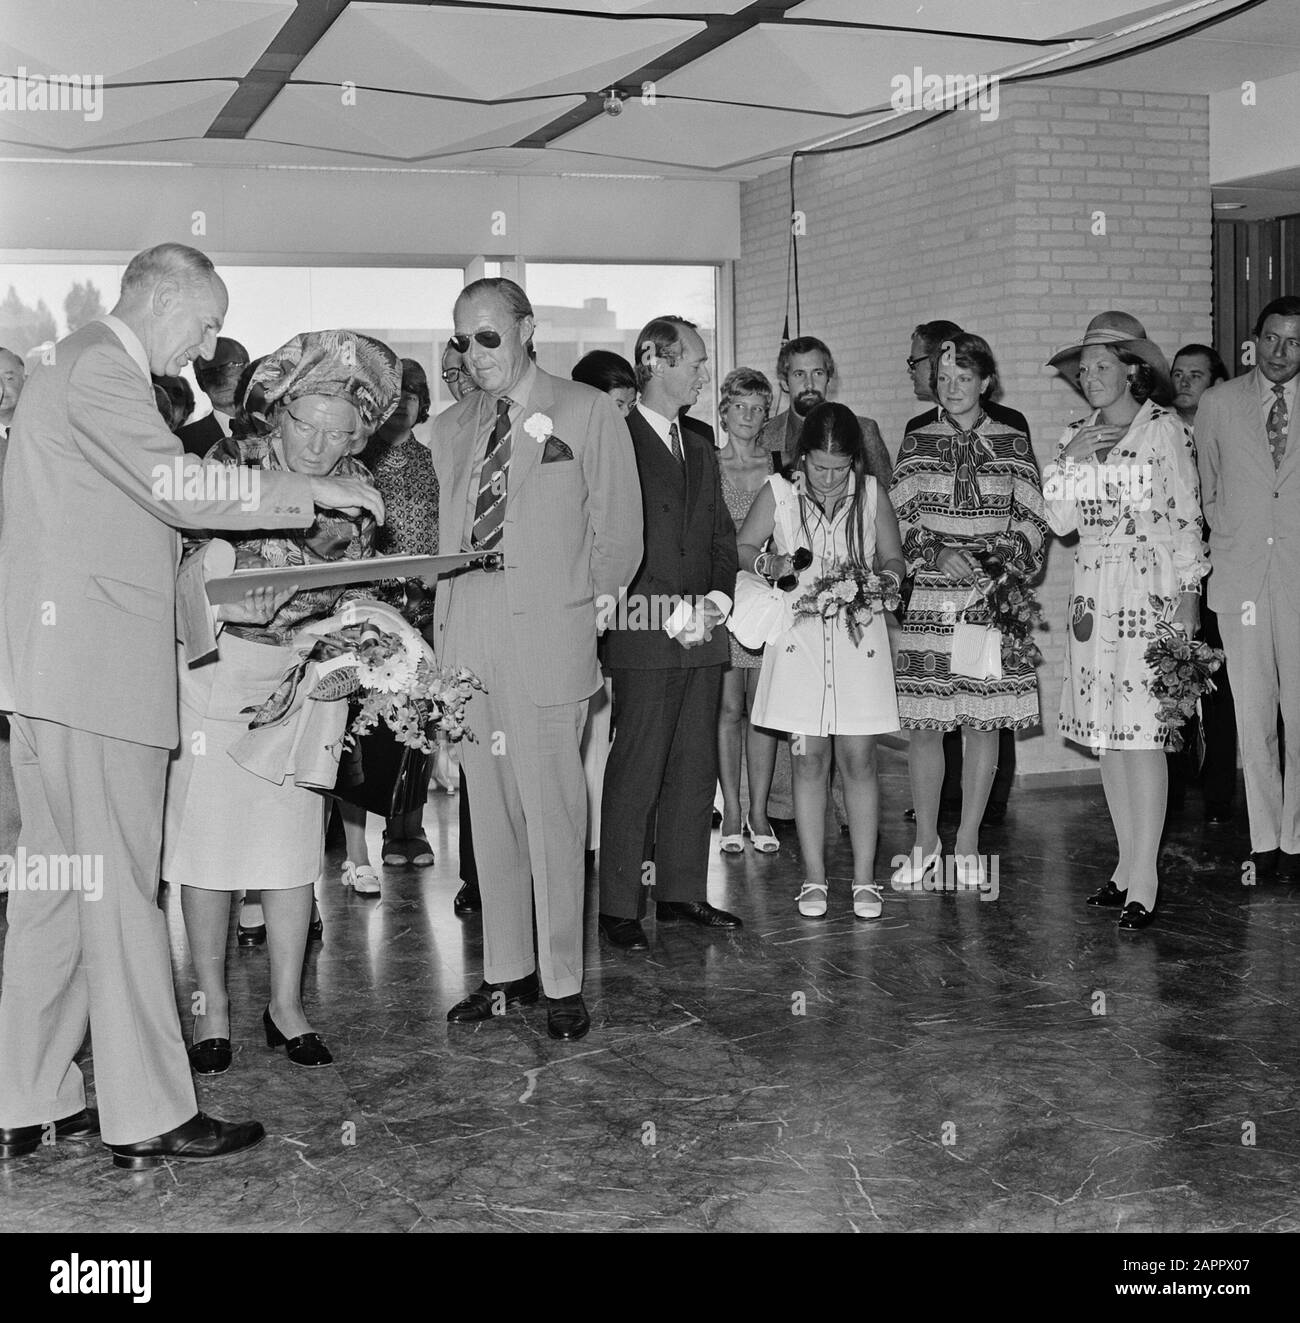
[1042,399,1207,750]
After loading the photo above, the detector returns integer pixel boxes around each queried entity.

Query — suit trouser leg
[449,574,587,995]
[1268,576,1300,854]
[654,666,723,903]
[0,717,196,1145]
[457,766,478,888]
[0,715,18,857]
[600,669,685,919]
[1219,590,1282,852]
[1199,602,1238,808]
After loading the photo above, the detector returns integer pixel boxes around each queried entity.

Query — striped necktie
[1267,384,1289,469]
[669,420,685,468]
[471,397,512,551]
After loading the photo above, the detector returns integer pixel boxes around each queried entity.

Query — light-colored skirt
[163,632,326,891]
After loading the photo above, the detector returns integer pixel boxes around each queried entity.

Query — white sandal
[719,830,745,854]
[745,817,780,854]
[852,884,884,920]
[341,861,381,896]
[891,841,941,890]
[796,882,828,917]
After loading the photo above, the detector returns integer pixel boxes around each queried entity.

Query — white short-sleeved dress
[751,473,901,737]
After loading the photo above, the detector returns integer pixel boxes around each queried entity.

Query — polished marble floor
[1,748,1297,1234]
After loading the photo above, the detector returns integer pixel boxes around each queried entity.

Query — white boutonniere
[524,412,553,443]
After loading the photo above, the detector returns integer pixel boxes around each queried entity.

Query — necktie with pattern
[1267,384,1289,469]
[471,397,512,551]
[669,420,685,468]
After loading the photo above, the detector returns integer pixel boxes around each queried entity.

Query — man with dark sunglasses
[432,277,642,1040]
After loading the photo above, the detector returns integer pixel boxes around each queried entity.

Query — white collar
[1256,370,1298,410]
[97,315,150,382]
[636,402,678,445]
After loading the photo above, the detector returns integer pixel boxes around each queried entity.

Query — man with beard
[759,336,891,484]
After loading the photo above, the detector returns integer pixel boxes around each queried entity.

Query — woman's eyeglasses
[448,330,503,353]
[283,406,354,448]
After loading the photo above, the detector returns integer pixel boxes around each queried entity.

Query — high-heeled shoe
[891,842,941,890]
[188,1038,232,1075]
[406,835,435,867]
[744,818,780,854]
[1117,901,1155,931]
[718,825,744,854]
[1086,880,1127,908]
[236,900,265,948]
[263,1007,333,1068]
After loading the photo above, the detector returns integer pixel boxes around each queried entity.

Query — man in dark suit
[598,316,741,949]
[903,318,1028,826]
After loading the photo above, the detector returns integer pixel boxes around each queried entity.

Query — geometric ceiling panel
[0,0,293,82]
[554,95,847,171]
[0,81,237,152]
[790,0,1173,41]
[659,25,1051,115]
[249,84,586,160]
[294,2,703,101]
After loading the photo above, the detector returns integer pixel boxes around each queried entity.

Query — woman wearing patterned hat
[891,333,1048,893]
[1043,311,1206,931]
[163,329,400,1072]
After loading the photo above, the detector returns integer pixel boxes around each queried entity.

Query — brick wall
[734,83,1213,780]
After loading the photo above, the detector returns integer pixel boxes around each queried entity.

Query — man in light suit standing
[0,243,384,1168]
[433,277,641,1040]
[1196,295,1300,881]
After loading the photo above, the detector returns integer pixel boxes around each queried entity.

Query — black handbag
[330,702,432,816]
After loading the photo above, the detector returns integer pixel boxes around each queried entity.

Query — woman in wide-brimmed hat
[164,329,399,1073]
[1043,311,1206,931]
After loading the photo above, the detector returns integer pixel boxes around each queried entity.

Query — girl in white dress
[737,402,904,919]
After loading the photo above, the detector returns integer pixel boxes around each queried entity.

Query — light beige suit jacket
[1196,370,1300,616]
[431,367,643,706]
[0,319,315,749]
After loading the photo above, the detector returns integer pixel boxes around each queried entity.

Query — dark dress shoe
[1118,901,1155,931]
[1086,881,1128,908]
[188,1038,232,1076]
[982,802,1008,826]
[1279,851,1300,882]
[109,1111,265,1171]
[453,881,482,916]
[547,994,591,1041]
[0,1107,100,1159]
[598,913,648,949]
[262,1007,333,1067]
[1204,801,1233,824]
[1251,849,1280,881]
[447,972,540,1023]
[655,900,743,929]
[236,920,266,948]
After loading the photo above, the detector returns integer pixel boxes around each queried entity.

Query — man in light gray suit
[433,277,641,1040]
[0,243,384,1168]
[1196,295,1300,881]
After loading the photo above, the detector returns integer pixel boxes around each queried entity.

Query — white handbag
[730,570,792,649]
[950,588,1002,680]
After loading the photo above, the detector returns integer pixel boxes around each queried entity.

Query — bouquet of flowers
[1142,617,1224,753]
[792,560,901,648]
[969,549,1047,668]
[245,600,483,754]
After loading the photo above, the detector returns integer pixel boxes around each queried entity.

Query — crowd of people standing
[1,240,1297,1171]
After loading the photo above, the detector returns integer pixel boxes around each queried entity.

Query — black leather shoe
[188,1038,232,1076]
[447,972,540,1023]
[1118,901,1155,931]
[655,900,743,929]
[598,913,648,949]
[1086,881,1127,908]
[263,1007,333,1068]
[236,921,266,948]
[1204,801,1233,824]
[547,994,591,1041]
[453,881,482,916]
[1251,849,1280,881]
[1279,851,1300,883]
[109,1111,265,1171]
[982,802,1008,826]
[0,1107,100,1159]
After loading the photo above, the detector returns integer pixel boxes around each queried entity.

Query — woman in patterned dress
[891,334,1048,891]
[716,368,780,854]
[738,403,904,919]
[1043,311,1205,931]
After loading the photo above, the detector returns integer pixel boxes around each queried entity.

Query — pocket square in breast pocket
[541,436,574,463]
